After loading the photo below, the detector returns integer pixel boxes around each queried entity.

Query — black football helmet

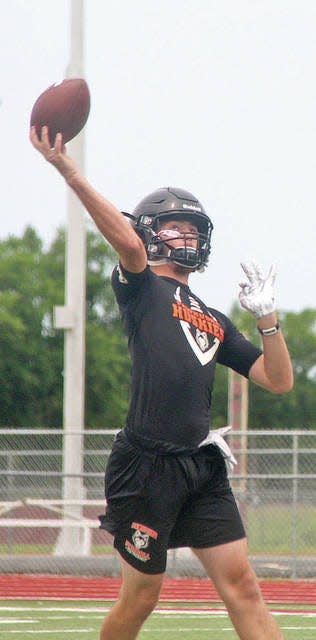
[127,187,213,272]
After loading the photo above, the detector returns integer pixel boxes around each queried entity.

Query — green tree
[0,225,129,428]
[0,227,63,426]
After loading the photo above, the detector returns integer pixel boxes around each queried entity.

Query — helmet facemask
[156,227,200,269]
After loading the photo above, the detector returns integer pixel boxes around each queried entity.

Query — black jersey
[111,265,261,453]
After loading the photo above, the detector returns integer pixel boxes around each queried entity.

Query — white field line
[0,605,315,617]
[0,620,38,624]
[5,629,316,636]
[2,630,94,634]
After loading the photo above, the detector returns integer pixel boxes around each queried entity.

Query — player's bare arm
[239,261,294,394]
[29,125,147,274]
[248,328,293,393]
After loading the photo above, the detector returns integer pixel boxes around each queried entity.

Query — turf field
[0,600,315,640]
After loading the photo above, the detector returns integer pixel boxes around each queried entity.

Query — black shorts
[99,430,245,574]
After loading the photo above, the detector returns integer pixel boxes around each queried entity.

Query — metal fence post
[292,433,299,579]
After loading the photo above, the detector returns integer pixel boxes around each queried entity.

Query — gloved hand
[239,260,277,319]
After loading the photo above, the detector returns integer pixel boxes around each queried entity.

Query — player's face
[157,219,199,251]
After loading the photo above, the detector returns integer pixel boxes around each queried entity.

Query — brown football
[30,78,90,146]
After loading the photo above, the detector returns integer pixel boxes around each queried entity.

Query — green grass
[0,543,113,555]
[0,600,315,640]
[246,504,316,554]
[0,544,54,555]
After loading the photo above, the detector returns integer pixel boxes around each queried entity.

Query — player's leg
[192,539,284,640]
[100,555,164,640]
[99,435,190,639]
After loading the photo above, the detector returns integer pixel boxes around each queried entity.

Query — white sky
[2,0,316,314]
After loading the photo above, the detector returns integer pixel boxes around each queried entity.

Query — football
[30,78,90,146]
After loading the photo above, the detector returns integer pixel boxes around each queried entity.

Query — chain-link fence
[0,429,315,578]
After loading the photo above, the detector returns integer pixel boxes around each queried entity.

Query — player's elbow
[270,373,294,394]
[119,234,148,272]
[118,229,143,254]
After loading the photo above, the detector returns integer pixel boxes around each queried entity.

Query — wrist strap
[257,322,280,336]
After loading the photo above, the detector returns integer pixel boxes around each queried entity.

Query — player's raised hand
[30,124,64,155]
[30,125,78,182]
[239,260,277,319]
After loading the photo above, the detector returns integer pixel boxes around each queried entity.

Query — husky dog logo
[132,528,150,550]
[196,328,209,352]
[125,522,158,563]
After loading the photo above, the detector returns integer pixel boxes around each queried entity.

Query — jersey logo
[173,287,222,366]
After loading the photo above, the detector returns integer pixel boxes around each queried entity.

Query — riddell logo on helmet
[182,203,202,212]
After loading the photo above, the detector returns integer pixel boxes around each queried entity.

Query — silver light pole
[54,0,87,556]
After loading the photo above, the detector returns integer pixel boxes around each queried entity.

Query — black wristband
[257,323,280,336]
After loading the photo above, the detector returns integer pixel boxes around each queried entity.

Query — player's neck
[151,263,192,284]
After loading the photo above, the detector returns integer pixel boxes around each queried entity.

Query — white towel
[198,426,237,470]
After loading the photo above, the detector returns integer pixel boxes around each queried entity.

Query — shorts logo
[125,522,158,563]
[132,529,149,549]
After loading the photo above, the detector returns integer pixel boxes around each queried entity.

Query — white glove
[239,260,277,319]
[199,426,237,471]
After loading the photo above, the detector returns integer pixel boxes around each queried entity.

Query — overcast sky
[2,0,316,314]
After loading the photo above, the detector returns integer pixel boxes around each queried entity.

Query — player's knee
[239,569,262,601]
[230,565,262,605]
[139,582,161,612]
[130,592,158,623]
[122,583,160,621]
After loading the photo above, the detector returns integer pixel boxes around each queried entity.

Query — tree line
[1,226,315,430]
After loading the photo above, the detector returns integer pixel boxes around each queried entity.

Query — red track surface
[0,575,315,604]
